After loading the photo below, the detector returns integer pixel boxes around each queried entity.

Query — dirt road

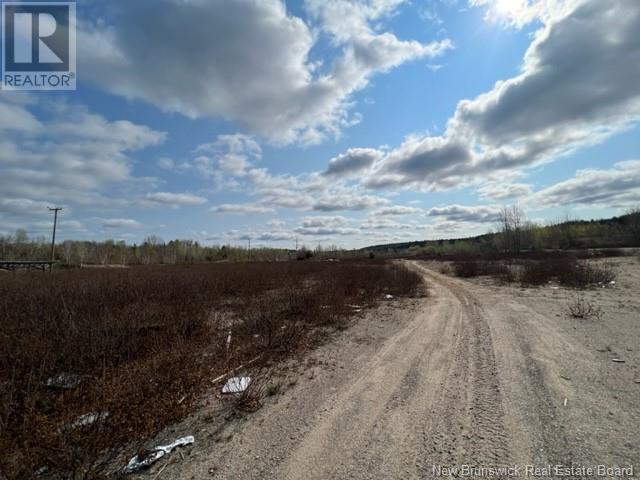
[171,260,639,479]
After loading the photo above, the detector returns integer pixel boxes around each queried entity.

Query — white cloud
[427,204,502,223]
[362,0,640,191]
[294,226,358,236]
[210,203,275,214]
[300,216,349,229]
[0,198,51,216]
[361,218,412,230]
[257,232,294,242]
[0,97,165,227]
[313,193,389,212]
[102,218,143,229]
[324,147,384,177]
[529,160,640,208]
[293,215,357,236]
[375,205,423,216]
[144,192,207,206]
[80,0,451,144]
[477,182,533,200]
[196,134,261,176]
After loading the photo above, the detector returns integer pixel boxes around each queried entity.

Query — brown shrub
[0,260,421,479]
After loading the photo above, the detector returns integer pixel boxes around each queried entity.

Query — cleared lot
[167,258,639,480]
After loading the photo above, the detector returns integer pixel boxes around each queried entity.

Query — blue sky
[1,0,639,248]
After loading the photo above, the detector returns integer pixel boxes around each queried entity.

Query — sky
[1,0,639,249]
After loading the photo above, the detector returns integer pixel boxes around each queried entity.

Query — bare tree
[497,205,526,253]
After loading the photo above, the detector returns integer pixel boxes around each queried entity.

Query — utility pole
[48,207,62,271]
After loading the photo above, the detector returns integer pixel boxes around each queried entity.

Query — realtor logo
[2,1,76,90]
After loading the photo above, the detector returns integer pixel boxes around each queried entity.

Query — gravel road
[166,260,638,480]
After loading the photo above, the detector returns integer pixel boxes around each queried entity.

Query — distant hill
[363,211,640,256]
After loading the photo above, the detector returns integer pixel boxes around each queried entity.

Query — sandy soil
[130,258,640,479]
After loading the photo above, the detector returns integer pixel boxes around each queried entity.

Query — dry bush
[566,293,602,320]
[0,259,421,479]
[520,258,616,288]
[451,261,514,283]
[452,261,481,278]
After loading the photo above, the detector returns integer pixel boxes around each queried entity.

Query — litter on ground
[45,373,83,390]
[69,412,109,429]
[124,436,194,473]
[612,358,625,363]
[222,376,251,394]
[384,294,394,299]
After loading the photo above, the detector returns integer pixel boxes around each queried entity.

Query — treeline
[368,208,640,256]
[0,231,347,266]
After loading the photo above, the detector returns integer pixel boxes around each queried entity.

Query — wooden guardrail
[0,261,56,272]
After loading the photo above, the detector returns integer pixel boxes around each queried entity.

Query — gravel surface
[135,259,639,480]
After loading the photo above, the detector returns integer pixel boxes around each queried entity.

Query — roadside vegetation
[366,207,640,257]
[447,254,617,288]
[0,231,349,266]
[0,260,422,479]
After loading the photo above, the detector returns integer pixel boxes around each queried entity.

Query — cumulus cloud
[324,148,384,177]
[210,203,275,214]
[0,97,165,228]
[300,216,349,228]
[313,193,389,212]
[427,204,502,223]
[80,0,451,144]
[295,226,358,236]
[0,198,51,216]
[144,192,207,206]
[469,0,546,27]
[194,133,262,179]
[477,182,533,200]
[256,231,294,242]
[361,218,412,230]
[101,218,143,229]
[375,205,423,216]
[294,215,357,236]
[363,0,640,190]
[529,160,640,207]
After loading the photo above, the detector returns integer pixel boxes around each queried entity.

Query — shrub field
[0,260,421,479]
[448,255,616,288]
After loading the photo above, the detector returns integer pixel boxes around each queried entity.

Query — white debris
[45,373,82,390]
[384,294,394,300]
[124,436,194,473]
[612,358,626,363]
[609,281,616,285]
[550,286,560,290]
[222,377,251,394]
[70,412,109,429]
[226,331,232,350]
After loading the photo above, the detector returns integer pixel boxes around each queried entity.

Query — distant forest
[0,231,348,266]
[1,208,639,266]
[366,207,640,256]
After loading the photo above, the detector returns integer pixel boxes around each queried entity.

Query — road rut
[173,261,636,480]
